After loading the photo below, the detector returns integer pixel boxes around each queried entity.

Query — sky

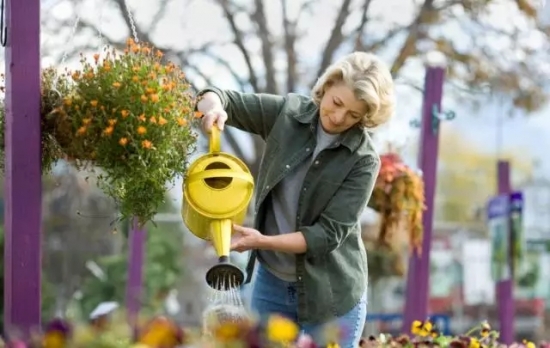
[4,0,550,203]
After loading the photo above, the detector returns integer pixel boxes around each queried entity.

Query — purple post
[402,61,446,333]
[125,218,145,325]
[496,160,514,344]
[3,0,42,338]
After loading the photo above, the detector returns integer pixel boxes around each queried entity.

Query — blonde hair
[311,52,395,128]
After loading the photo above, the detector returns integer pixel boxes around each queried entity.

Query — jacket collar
[292,103,365,152]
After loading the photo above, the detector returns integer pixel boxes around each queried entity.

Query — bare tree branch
[216,0,260,91]
[148,0,171,34]
[313,0,353,84]
[353,0,373,51]
[251,0,278,93]
[390,0,436,76]
[281,0,297,93]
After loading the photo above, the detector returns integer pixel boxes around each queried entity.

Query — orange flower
[103,126,114,136]
[138,114,146,122]
[149,116,157,124]
[141,140,153,149]
[108,119,117,126]
[194,111,203,118]
[155,50,163,58]
[176,118,187,126]
[119,137,128,146]
[77,126,86,135]
[126,38,135,46]
[71,71,81,80]
[146,87,155,94]
[82,118,92,125]
[63,98,72,106]
[120,110,130,118]
[150,94,159,103]
[132,76,139,82]
[140,95,148,103]
[90,100,98,107]
[137,126,147,135]
[93,53,100,63]
[112,82,122,88]
[158,116,168,125]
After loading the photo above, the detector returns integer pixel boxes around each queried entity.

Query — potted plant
[0,39,199,225]
[367,152,425,254]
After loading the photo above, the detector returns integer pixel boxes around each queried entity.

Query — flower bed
[0,39,199,225]
[8,314,542,348]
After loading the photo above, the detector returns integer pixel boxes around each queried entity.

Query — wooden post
[402,52,449,333]
[3,0,42,337]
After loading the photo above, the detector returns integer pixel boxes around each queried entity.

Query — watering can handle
[209,125,221,153]
[187,169,254,185]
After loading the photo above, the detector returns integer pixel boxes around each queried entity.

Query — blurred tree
[41,165,120,313]
[77,219,184,318]
[435,127,534,225]
[42,0,550,176]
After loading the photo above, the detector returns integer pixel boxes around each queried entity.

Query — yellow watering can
[181,126,254,290]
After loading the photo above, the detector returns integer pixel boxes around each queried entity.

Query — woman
[195,52,395,347]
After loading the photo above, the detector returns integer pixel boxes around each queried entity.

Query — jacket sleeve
[196,86,287,140]
[298,154,380,258]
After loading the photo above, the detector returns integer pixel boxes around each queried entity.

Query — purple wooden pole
[496,160,514,344]
[3,0,42,337]
[402,62,446,333]
[125,218,145,325]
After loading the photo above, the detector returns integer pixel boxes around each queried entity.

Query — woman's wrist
[196,92,223,114]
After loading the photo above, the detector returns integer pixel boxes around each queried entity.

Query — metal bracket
[409,104,456,135]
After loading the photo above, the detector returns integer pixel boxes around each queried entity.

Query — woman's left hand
[230,224,264,252]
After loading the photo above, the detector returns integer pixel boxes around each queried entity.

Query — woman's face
[319,82,367,134]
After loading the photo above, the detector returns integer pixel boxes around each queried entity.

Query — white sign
[462,239,495,305]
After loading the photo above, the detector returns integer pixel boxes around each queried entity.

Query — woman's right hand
[196,92,228,133]
[201,107,228,133]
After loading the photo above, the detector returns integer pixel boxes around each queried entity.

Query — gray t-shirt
[257,120,340,282]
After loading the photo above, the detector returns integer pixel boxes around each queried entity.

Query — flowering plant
[4,314,543,348]
[368,153,425,253]
[0,39,199,225]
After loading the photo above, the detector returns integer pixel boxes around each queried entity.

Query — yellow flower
[326,343,340,348]
[82,118,91,125]
[469,338,480,348]
[137,126,147,135]
[411,320,432,337]
[119,137,128,146]
[112,82,122,88]
[120,110,130,118]
[480,320,491,337]
[524,340,536,348]
[213,322,241,342]
[266,315,299,343]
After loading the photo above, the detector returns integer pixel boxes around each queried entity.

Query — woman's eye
[333,99,342,106]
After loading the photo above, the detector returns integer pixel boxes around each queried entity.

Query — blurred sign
[462,239,495,305]
[487,194,511,281]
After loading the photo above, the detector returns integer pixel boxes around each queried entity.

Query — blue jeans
[250,264,367,348]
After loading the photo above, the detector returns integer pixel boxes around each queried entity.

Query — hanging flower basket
[367,152,425,254]
[0,39,199,225]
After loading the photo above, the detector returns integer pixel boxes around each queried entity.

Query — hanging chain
[59,9,82,67]
[123,0,139,42]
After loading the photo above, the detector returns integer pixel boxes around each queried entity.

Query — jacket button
[285,164,290,169]
[306,148,311,152]
[314,160,319,165]
[266,185,270,189]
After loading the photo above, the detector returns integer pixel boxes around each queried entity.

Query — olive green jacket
[197,87,380,324]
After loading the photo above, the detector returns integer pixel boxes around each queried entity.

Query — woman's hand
[230,224,264,253]
[196,92,228,132]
